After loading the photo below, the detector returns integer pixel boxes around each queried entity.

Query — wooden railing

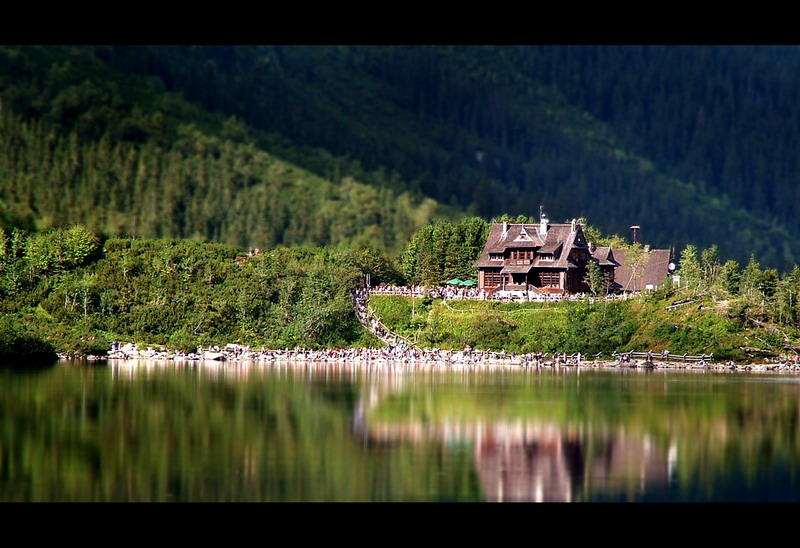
[612,351,713,362]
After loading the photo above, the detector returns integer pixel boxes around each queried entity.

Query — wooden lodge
[473,214,672,296]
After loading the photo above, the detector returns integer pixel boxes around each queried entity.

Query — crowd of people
[104,342,592,366]
[92,340,800,371]
[365,284,633,303]
[368,285,428,297]
[99,344,735,369]
[428,286,483,300]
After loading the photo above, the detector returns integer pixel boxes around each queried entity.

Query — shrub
[0,316,57,360]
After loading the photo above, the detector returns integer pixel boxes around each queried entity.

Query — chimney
[502,221,508,237]
[570,218,576,232]
[588,241,595,253]
[644,244,651,253]
[539,214,548,238]
[630,225,640,245]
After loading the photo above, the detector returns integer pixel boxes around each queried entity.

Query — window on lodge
[484,272,506,286]
[540,272,560,287]
[489,254,503,261]
[539,253,553,261]
[510,250,534,260]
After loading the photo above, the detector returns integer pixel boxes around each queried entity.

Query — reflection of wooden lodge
[473,213,672,295]
[362,419,674,502]
[476,422,584,502]
[476,425,673,502]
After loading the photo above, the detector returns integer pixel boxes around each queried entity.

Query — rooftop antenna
[630,225,640,245]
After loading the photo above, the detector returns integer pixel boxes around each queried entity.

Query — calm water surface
[2,360,800,502]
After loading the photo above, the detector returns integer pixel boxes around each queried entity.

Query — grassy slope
[370,295,792,360]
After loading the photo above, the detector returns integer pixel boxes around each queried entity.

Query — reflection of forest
[363,420,675,502]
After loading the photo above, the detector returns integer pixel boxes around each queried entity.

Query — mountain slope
[2,45,799,268]
[0,46,437,253]
[95,45,799,268]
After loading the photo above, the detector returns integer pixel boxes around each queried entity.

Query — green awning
[461,280,477,286]
[445,278,464,285]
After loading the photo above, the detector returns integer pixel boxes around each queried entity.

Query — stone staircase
[352,290,418,349]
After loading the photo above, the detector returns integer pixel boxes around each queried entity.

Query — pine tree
[740,255,762,299]
[677,244,702,290]
[718,260,741,295]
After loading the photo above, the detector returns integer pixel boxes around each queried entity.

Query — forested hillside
[0,46,436,253]
[94,45,800,268]
[1,45,799,268]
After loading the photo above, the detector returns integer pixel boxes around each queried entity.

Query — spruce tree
[718,260,741,295]
[677,244,702,290]
[740,255,762,300]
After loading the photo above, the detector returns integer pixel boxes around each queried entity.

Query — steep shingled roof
[473,222,587,268]
[591,246,620,267]
[612,248,672,291]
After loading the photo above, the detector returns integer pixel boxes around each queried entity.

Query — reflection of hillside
[363,419,674,502]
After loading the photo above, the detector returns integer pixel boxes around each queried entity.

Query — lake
[2,360,800,502]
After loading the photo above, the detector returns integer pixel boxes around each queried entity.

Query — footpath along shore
[59,343,800,374]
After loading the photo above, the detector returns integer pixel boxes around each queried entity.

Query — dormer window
[489,253,503,261]
[540,253,554,261]
[510,250,534,260]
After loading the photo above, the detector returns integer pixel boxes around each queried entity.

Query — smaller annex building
[473,214,672,296]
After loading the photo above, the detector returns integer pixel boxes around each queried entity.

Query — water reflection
[2,360,800,501]
[360,418,675,502]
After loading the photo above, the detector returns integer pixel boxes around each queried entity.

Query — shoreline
[57,354,800,374]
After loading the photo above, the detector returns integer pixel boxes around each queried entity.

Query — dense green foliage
[401,217,489,285]
[0,316,56,360]
[0,229,391,354]
[5,45,800,358]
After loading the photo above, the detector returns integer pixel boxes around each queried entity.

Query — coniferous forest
[2,45,800,268]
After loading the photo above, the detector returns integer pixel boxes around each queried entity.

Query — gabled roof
[473,221,588,268]
[484,223,545,253]
[591,246,620,267]
[612,248,672,291]
[512,226,536,243]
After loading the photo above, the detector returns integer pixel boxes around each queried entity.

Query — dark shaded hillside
[522,46,800,225]
[95,45,799,268]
